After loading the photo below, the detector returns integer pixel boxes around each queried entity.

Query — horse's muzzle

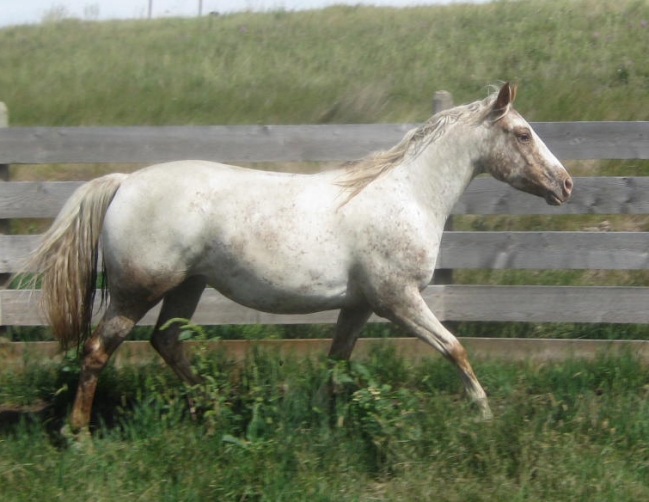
[545,175,573,205]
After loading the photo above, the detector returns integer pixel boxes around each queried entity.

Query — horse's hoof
[60,423,93,448]
[474,398,494,422]
[481,408,494,421]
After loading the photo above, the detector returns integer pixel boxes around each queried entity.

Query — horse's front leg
[376,287,493,420]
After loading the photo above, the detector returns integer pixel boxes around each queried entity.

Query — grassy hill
[1,0,648,127]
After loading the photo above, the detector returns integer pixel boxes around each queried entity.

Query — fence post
[0,102,10,274]
[432,91,453,115]
[431,91,454,286]
[0,103,8,340]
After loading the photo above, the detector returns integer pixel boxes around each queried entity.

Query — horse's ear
[494,82,513,110]
[489,82,515,121]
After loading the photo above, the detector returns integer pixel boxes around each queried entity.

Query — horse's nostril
[564,177,573,195]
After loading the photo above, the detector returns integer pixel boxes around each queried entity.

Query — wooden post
[431,91,454,286]
[0,102,8,341]
[0,102,10,278]
[432,91,453,115]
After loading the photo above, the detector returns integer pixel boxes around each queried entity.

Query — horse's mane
[336,90,501,202]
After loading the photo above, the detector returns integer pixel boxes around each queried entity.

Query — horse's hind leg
[328,305,373,360]
[150,276,207,385]
[316,306,373,408]
[69,302,151,434]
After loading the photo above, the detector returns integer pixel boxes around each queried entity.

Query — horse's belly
[194,206,352,313]
[204,266,350,314]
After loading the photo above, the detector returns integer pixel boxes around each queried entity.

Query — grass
[1,347,649,500]
[1,0,649,127]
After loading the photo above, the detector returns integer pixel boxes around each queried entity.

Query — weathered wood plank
[437,231,649,270]
[532,122,649,160]
[5,231,649,274]
[0,122,647,164]
[5,177,649,219]
[443,285,649,323]
[0,181,82,218]
[3,285,649,326]
[0,287,445,326]
[0,235,37,273]
[454,176,649,215]
[0,124,414,164]
[3,338,649,372]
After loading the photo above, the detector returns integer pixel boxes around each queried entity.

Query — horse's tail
[17,173,128,351]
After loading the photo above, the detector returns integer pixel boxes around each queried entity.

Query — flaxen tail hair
[17,173,128,351]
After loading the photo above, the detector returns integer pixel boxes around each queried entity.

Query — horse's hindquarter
[102,161,354,313]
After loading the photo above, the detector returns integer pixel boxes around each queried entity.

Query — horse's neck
[392,133,480,219]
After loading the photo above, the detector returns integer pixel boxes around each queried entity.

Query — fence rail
[5,175,649,219]
[3,285,649,327]
[2,338,649,372]
[1,118,648,335]
[3,227,649,274]
[1,122,648,164]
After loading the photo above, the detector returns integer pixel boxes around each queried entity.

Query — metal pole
[148,0,153,19]
[198,0,203,16]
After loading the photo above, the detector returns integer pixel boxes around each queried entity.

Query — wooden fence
[1,109,649,363]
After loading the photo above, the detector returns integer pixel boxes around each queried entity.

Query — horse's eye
[516,131,531,143]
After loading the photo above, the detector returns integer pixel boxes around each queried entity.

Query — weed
[2,349,649,500]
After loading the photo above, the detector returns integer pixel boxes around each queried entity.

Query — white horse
[23,83,572,433]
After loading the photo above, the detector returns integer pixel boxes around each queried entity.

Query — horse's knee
[447,341,468,364]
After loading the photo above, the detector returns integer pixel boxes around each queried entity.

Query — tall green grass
[1,0,648,127]
[1,348,648,501]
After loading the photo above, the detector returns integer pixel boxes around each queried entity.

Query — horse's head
[479,83,572,205]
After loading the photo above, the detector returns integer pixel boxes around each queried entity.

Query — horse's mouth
[545,175,573,205]
[545,192,565,206]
